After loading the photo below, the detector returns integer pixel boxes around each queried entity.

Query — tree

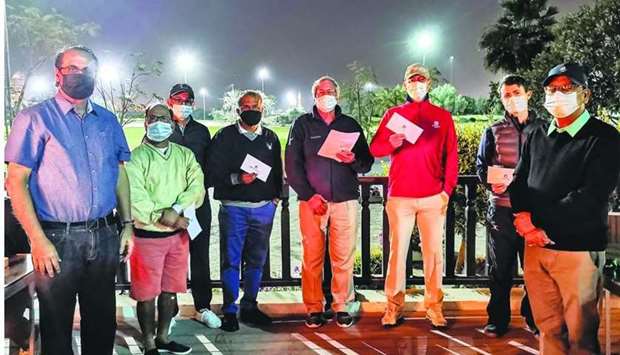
[480,0,558,74]
[96,53,163,127]
[339,61,380,138]
[523,0,620,119]
[429,84,470,115]
[6,1,99,132]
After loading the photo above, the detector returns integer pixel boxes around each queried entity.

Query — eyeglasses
[316,89,337,96]
[169,97,194,105]
[406,75,428,83]
[239,104,260,111]
[147,114,171,123]
[544,84,580,95]
[58,65,96,76]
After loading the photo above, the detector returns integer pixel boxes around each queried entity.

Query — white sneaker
[196,309,222,329]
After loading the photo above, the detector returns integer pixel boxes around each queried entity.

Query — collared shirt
[126,142,205,232]
[5,92,131,222]
[547,110,591,137]
[237,121,262,141]
[221,121,269,207]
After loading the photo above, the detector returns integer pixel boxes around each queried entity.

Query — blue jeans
[35,224,120,355]
[219,202,276,314]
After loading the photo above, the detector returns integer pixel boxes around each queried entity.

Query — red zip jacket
[370,99,458,198]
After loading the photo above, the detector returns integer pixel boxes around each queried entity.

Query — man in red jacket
[370,63,458,328]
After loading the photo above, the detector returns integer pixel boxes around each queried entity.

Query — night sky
[12,0,592,110]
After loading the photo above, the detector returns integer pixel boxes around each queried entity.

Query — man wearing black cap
[166,83,221,329]
[509,63,620,354]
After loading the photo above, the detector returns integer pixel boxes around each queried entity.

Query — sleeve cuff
[172,204,183,214]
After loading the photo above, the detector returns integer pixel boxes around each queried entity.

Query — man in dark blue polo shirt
[166,83,220,329]
[5,46,132,355]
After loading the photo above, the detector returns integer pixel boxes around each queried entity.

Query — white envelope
[487,166,515,184]
[240,154,272,182]
[317,130,360,162]
[184,204,202,240]
[386,112,424,144]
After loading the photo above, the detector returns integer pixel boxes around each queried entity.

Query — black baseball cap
[169,83,195,99]
[542,63,588,88]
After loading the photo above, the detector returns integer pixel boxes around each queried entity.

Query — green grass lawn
[123,117,494,151]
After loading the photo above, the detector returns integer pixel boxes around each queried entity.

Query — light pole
[175,52,196,83]
[257,67,269,93]
[199,87,208,120]
[285,90,296,108]
[363,82,376,92]
[410,29,436,66]
[449,56,455,84]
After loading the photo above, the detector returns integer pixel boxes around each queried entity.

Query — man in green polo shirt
[509,63,620,354]
[127,103,205,355]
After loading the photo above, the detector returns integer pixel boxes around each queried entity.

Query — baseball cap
[169,83,195,99]
[404,63,430,81]
[542,63,588,88]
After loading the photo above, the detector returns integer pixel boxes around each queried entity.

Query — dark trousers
[189,200,213,311]
[486,205,535,331]
[219,202,276,314]
[36,224,119,355]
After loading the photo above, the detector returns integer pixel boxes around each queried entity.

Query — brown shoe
[381,307,403,327]
[426,308,447,328]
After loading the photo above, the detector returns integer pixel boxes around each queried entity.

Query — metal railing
[115,175,506,290]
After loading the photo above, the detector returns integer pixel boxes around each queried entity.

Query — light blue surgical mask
[173,104,193,119]
[146,121,173,142]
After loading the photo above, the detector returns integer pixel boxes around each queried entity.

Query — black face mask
[61,73,96,100]
[239,110,262,126]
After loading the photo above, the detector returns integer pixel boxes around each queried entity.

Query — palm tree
[480,0,558,74]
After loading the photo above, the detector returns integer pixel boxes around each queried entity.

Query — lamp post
[410,29,437,66]
[257,67,269,93]
[199,87,208,120]
[449,56,455,84]
[175,52,196,83]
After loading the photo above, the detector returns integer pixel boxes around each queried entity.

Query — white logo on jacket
[432,121,440,129]
[266,142,273,150]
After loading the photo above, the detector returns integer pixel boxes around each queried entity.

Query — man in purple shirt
[5,46,132,355]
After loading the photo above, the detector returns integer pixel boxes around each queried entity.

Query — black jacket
[169,117,212,223]
[509,115,620,251]
[169,117,211,184]
[207,124,283,202]
[285,106,374,202]
[476,111,544,207]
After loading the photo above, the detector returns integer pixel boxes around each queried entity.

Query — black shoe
[154,339,192,354]
[524,320,540,337]
[305,312,326,328]
[240,308,272,326]
[336,312,354,328]
[322,309,334,320]
[144,349,159,355]
[482,323,507,338]
[220,313,240,332]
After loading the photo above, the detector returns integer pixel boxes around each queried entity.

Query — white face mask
[544,92,579,118]
[315,95,337,112]
[407,82,428,102]
[503,95,528,115]
[172,104,193,119]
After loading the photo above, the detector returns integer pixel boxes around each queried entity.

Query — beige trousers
[299,200,358,313]
[384,194,447,311]
[524,246,604,355]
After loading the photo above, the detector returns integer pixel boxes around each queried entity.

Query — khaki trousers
[524,246,604,355]
[299,200,357,313]
[384,194,447,311]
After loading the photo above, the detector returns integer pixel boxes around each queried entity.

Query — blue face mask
[172,104,193,119]
[146,121,173,142]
